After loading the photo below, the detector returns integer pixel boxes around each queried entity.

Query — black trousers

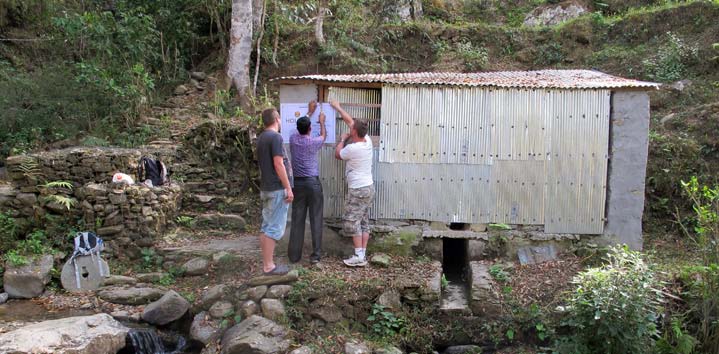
[289,177,324,262]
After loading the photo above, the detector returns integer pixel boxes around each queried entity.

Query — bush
[643,32,699,82]
[455,40,489,71]
[679,177,719,353]
[555,246,663,354]
[3,229,52,266]
[0,211,18,255]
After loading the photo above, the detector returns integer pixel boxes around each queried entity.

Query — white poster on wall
[280,103,336,143]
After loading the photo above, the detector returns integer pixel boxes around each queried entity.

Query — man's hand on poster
[307,100,318,116]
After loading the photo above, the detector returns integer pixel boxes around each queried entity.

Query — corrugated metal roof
[275,70,658,89]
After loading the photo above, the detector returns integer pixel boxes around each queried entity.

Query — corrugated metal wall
[327,87,382,137]
[314,85,611,234]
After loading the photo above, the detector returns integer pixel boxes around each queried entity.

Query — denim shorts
[261,189,290,240]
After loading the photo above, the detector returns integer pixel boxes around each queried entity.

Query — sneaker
[263,264,289,275]
[310,258,321,265]
[343,255,367,267]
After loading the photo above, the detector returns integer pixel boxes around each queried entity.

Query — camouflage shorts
[342,185,375,236]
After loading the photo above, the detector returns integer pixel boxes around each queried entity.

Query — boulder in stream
[0,313,128,354]
[142,290,191,325]
[3,254,54,299]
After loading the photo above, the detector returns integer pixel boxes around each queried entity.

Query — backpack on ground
[69,232,105,289]
[137,156,169,187]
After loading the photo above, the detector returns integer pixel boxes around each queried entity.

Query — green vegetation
[675,177,719,353]
[555,246,663,354]
[139,247,163,272]
[0,211,19,255]
[3,230,52,266]
[488,264,511,283]
[176,215,195,228]
[643,31,699,82]
[0,0,228,159]
[367,303,406,338]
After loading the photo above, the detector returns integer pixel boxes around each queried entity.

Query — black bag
[137,156,168,186]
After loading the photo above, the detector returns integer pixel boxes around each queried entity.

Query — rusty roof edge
[271,70,660,90]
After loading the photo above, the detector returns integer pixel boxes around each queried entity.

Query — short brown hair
[261,108,278,127]
[354,120,368,138]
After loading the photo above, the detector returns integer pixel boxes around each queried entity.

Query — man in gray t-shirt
[256,108,293,275]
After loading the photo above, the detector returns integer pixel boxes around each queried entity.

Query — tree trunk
[253,0,267,96]
[228,0,253,112]
[252,0,265,34]
[315,0,327,46]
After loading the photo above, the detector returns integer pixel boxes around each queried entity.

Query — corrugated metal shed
[279,70,653,235]
[276,70,659,89]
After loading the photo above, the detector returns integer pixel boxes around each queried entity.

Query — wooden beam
[278,79,382,89]
[339,103,382,108]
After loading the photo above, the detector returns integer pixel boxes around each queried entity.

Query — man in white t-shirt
[330,100,374,267]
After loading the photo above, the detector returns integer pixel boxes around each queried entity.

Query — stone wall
[1,146,187,259]
[77,183,182,259]
[5,146,179,190]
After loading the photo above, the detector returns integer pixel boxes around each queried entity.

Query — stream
[0,300,198,354]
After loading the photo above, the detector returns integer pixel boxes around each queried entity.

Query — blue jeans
[261,189,289,240]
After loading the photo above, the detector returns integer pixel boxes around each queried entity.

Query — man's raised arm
[330,100,354,128]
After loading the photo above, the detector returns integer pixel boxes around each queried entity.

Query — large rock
[210,301,235,319]
[200,284,230,310]
[191,312,223,345]
[191,71,208,81]
[244,285,268,301]
[377,289,402,310]
[136,272,167,283]
[221,315,290,354]
[183,257,210,276]
[3,254,54,299]
[309,303,342,323]
[468,262,502,318]
[517,244,558,265]
[101,275,138,286]
[443,345,482,354]
[15,193,37,206]
[523,0,586,27]
[97,286,166,305]
[290,346,313,354]
[0,313,128,354]
[238,300,259,318]
[266,285,292,299]
[142,290,191,325]
[376,346,403,354]
[344,341,370,354]
[260,298,285,321]
[195,213,246,231]
[370,254,391,267]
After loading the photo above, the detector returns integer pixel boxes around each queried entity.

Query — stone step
[158,237,260,264]
[468,262,502,318]
[440,281,471,314]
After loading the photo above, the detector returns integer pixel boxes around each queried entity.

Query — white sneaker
[343,255,367,267]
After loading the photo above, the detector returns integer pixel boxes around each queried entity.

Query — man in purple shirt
[289,100,327,264]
